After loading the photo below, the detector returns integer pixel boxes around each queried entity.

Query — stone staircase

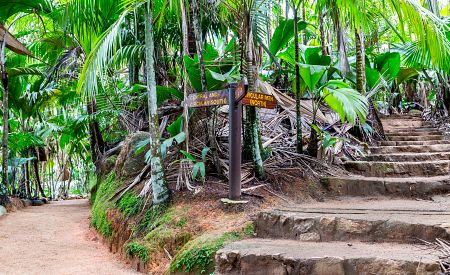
[215,115,450,275]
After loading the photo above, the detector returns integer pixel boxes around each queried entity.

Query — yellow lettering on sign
[249,99,267,108]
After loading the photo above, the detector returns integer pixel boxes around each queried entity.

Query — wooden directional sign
[242,91,277,109]
[184,89,228,108]
[184,82,247,108]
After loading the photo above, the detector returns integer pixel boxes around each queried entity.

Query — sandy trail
[0,199,138,275]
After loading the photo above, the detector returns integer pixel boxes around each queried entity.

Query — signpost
[185,82,277,200]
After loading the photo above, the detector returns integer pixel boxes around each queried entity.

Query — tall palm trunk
[301,1,307,45]
[331,4,350,76]
[319,11,328,56]
[180,0,190,152]
[355,27,366,94]
[143,0,169,205]
[242,10,265,179]
[87,101,105,172]
[191,0,207,92]
[294,8,303,154]
[33,160,45,198]
[191,0,221,173]
[0,43,10,206]
[355,26,385,140]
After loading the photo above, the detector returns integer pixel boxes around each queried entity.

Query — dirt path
[0,199,138,275]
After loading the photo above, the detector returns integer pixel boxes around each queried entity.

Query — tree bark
[319,11,328,56]
[0,47,10,206]
[355,27,366,94]
[191,0,207,92]
[242,11,265,179]
[302,1,307,45]
[143,0,170,205]
[180,0,191,152]
[294,8,303,154]
[87,101,105,172]
[331,4,350,76]
[33,160,46,198]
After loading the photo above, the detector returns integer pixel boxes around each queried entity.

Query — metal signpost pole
[228,85,242,200]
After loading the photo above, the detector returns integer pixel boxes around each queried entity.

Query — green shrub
[243,222,255,236]
[169,232,242,274]
[126,242,149,263]
[91,173,120,237]
[117,191,142,216]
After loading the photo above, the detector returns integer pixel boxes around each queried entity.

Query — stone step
[321,175,450,197]
[344,160,450,177]
[386,132,443,139]
[367,152,450,162]
[381,115,421,120]
[382,120,432,128]
[385,127,438,134]
[215,239,440,275]
[254,199,450,243]
[379,140,449,146]
[370,144,450,154]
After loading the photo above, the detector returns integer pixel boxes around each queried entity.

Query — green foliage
[91,173,120,237]
[125,242,149,263]
[117,192,142,217]
[321,80,369,124]
[139,203,171,231]
[180,147,209,183]
[169,232,242,274]
[175,216,188,228]
[270,19,308,56]
[243,223,255,236]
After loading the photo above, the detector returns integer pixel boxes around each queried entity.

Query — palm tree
[142,0,169,204]
[0,25,34,205]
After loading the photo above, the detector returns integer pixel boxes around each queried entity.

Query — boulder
[0,205,6,217]
[32,199,44,206]
[115,132,150,179]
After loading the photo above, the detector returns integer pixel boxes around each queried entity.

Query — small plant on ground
[125,242,149,263]
[91,173,120,237]
[169,232,242,274]
[117,191,142,217]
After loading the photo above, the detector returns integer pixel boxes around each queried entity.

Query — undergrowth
[91,173,121,237]
[169,227,254,274]
[126,242,149,263]
[117,191,142,217]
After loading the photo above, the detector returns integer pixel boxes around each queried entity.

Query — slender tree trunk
[331,5,350,76]
[302,1,307,45]
[143,0,170,205]
[0,46,10,206]
[294,8,303,154]
[190,0,221,173]
[25,162,31,198]
[180,0,190,152]
[87,101,105,172]
[242,11,265,179]
[355,26,385,140]
[187,0,197,57]
[33,160,45,198]
[319,11,328,56]
[355,27,366,94]
[191,0,207,92]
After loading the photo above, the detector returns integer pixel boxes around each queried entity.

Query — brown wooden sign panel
[185,83,277,109]
[242,92,277,109]
[184,82,248,108]
[184,89,228,107]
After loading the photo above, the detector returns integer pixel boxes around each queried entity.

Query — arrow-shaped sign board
[184,83,276,109]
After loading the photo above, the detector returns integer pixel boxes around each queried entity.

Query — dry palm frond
[422,238,450,273]
[176,159,201,194]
